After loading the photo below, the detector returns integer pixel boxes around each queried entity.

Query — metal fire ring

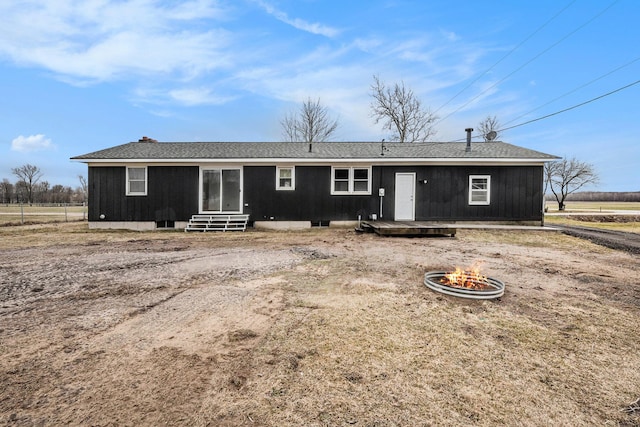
[424,271,505,300]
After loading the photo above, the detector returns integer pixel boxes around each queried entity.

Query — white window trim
[469,175,491,205]
[331,166,372,195]
[126,166,147,196]
[276,166,295,191]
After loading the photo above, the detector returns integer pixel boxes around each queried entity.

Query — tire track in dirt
[0,243,337,426]
[555,224,640,254]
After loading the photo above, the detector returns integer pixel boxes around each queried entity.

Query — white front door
[395,173,415,221]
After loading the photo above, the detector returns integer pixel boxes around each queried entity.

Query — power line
[447,78,640,142]
[435,0,620,125]
[433,0,576,116]
[502,55,640,127]
[500,79,640,132]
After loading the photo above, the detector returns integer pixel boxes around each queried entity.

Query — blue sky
[0,0,638,191]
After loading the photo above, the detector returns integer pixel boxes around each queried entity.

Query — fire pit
[424,266,504,300]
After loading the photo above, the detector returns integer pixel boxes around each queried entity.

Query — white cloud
[169,88,236,106]
[352,37,383,53]
[0,0,230,83]
[0,0,493,121]
[440,30,460,42]
[253,0,340,38]
[131,85,236,107]
[11,134,54,152]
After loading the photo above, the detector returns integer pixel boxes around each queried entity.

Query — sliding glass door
[201,168,241,213]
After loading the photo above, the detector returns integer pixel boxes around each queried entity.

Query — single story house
[71,137,558,230]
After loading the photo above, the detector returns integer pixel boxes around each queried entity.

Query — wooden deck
[359,221,456,237]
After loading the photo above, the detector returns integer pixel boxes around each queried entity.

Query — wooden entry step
[185,214,250,232]
[360,220,456,237]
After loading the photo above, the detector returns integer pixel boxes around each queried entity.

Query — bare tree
[14,180,28,203]
[281,98,339,143]
[50,184,70,204]
[561,191,640,202]
[38,181,50,203]
[477,115,501,141]
[11,164,43,205]
[78,175,88,205]
[545,157,599,211]
[281,113,299,142]
[370,75,437,142]
[0,179,13,204]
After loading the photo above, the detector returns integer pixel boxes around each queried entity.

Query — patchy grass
[0,221,336,250]
[1,224,638,426]
[545,215,640,233]
[214,246,640,426]
[464,228,608,252]
[0,205,87,226]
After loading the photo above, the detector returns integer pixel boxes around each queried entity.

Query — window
[126,167,147,196]
[276,166,295,190]
[469,175,490,205]
[333,168,350,192]
[353,168,369,192]
[331,166,371,195]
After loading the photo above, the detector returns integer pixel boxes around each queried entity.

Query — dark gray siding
[89,164,543,224]
[378,165,543,222]
[88,166,199,222]
[243,166,377,222]
[244,165,543,222]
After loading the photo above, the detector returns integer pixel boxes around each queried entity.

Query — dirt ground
[0,223,639,426]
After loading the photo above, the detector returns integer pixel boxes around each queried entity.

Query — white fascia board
[85,161,245,167]
[372,158,551,166]
[241,157,553,165]
[83,157,552,166]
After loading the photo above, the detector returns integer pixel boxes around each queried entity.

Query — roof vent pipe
[465,128,473,152]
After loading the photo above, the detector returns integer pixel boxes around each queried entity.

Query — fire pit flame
[424,264,504,300]
[442,266,492,290]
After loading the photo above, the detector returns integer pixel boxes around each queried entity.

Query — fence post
[20,203,24,224]
[65,205,68,222]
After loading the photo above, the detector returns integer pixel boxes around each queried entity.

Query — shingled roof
[72,141,558,162]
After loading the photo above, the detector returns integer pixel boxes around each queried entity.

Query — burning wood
[441,264,493,290]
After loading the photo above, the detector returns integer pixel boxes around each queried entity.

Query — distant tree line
[546,191,640,202]
[1,164,87,205]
